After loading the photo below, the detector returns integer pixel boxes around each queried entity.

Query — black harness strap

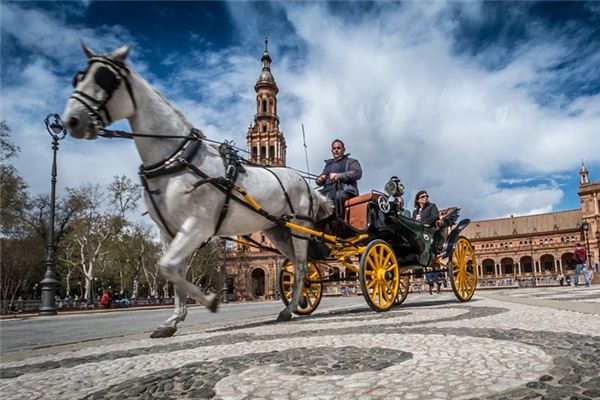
[263,167,295,215]
[139,173,175,239]
[137,128,204,238]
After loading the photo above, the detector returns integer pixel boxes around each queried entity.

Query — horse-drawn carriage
[63,43,477,337]
[277,177,478,314]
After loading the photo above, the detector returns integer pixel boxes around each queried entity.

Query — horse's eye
[94,66,118,93]
[72,71,84,87]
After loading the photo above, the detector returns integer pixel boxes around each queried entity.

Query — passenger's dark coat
[412,202,440,226]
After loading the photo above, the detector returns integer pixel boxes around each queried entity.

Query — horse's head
[63,42,136,139]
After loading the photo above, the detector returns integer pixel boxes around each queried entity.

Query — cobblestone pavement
[1,286,599,400]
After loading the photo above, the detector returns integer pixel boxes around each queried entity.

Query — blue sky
[1,1,599,221]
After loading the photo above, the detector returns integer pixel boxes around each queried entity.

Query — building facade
[463,163,600,287]
[224,43,599,300]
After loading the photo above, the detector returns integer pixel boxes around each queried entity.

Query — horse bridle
[70,56,137,128]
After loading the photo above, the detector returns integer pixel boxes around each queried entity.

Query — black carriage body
[308,192,469,271]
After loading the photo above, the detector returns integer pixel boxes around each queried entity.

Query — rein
[96,127,319,180]
[97,126,320,240]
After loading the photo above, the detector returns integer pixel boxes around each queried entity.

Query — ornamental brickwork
[463,163,600,287]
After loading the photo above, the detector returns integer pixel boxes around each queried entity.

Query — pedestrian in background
[572,243,590,287]
[557,271,565,286]
[100,291,111,308]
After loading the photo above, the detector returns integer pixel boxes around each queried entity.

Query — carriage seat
[343,192,382,231]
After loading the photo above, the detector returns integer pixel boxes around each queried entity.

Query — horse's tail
[313,189,334,221]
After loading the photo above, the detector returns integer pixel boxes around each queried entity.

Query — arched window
[260,146,266,160]
[269,145,275,160]
[262,100,267,113]
[252,146,258,157]
[262,125,267,133]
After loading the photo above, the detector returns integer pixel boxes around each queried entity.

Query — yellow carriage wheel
[449,236,477,302]
[278,259,323,315]
[359,240,399,312]
[394,272,411,306]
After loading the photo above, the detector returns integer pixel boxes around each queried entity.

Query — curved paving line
[88,327,600,399]
[400,326,600,400]
[86,346,412,399]
[0,306,503,378]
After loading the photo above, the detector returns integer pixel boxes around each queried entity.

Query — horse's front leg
[151,226,219,338]
[150,278,188,338]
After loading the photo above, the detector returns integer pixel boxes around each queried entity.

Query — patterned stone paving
[1,286,599,400]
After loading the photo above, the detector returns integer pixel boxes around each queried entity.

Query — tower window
[269,145,275,160]
[252,146,257,156]
[262,100,267,113]
[260,146,266,160]
[262,125,267,133]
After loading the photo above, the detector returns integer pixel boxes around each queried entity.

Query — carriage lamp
[384,176,405,197]
[39,114,67,316]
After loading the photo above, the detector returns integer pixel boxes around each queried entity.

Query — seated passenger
[316,139,362,214]
[412,190,439,227]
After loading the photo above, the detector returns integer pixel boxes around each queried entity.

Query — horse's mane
[129,67,206,139]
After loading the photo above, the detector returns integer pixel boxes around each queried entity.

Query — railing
[0,297,183,315]
[476,275,559,288]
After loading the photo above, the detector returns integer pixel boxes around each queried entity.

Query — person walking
[572,243,590,287]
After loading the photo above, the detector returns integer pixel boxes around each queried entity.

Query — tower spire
[580,159,589,185]
[246,39,286,166]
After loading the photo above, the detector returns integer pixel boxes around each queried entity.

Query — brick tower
[246,37,286,166]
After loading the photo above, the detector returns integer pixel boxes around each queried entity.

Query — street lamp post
[529,236,536,286]
[39,114,67,316]
[93,277,98,306]
[582,222,592,266]
[222,240,229,304]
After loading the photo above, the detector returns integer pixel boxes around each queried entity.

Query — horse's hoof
[207,294,219,313]
[298,296,308,309]
[150,326,177,338]
[277,309,292,322]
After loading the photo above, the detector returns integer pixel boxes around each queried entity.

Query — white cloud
[2,1,599,224]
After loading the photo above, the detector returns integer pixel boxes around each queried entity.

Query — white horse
[63,43,332,338]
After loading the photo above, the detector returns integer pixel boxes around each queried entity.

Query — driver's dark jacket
[316,154,362,196]
[412,202,439,226]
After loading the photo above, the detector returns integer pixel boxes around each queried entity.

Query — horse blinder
[71,66,120,96]
[94,66,120,94]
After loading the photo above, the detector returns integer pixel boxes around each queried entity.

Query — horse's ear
[80,40,96,59]
[112,44,132,63]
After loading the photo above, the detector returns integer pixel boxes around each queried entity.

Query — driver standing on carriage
[316,139,362,212]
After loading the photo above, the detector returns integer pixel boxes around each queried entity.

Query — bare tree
[186,239,222,293]
[0,120,19,162]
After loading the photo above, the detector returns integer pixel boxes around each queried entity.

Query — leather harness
[74,57,318,244]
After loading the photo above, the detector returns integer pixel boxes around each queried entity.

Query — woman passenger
[412,190,439,227]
